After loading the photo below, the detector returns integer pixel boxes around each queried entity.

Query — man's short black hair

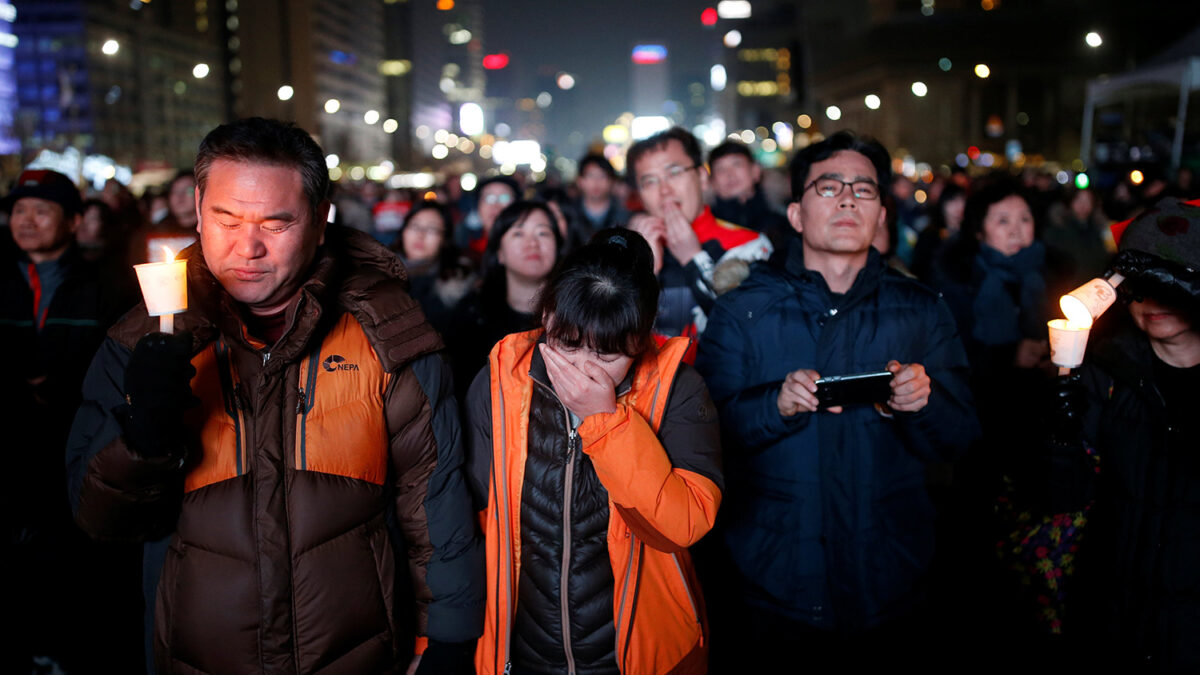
[626,127,703,188]
[577,154,617,181]
[789,130,892,201]
[194,118,329,221]
[476,175,520,198]
[708,140,754,168]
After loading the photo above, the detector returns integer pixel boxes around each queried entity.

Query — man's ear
[194,187,203,233]
[315,200,331,245]
[787,201,804,235]
[67,212,82,235]
[876,203,888,232]
[751,163,763,184]
[698,163,710,193]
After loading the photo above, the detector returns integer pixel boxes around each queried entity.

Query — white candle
[1047,318,1090,370]
[134,246,188,333]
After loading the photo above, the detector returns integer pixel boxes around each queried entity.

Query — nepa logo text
[322,354,359,372]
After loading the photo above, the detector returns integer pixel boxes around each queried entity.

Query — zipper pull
[296,388,306,414]
[262,351,270,366]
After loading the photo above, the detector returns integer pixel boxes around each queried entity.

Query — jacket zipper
[560,424,578,675]
[533,376,579,675]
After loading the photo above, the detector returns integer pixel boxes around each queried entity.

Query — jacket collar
[782,236,884,308]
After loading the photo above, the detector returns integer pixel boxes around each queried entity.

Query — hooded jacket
[66,227,483,674]
[465,330,722,674]
[1053,327,1200,671]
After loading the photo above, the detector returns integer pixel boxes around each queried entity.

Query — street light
[723,30,742,48]
[1085,31,1102,48]
[825,105,842,121]
[324,98,340,114]
[911,81,928,97]
[364,110,380,125]
[710,65,727,91]
[277,85,294,101]
[864,94,881,110]
[101,39,119,56]
[974,63,991,78]
[192,63,209,79]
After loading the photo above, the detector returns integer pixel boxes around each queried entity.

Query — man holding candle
[66,118,482,674]
[695,131,979,668]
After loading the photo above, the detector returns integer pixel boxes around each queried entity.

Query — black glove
[116,331,198,458]
[1047,372,1086,446]
[1112,249,1200,306]
[413,640,476,675]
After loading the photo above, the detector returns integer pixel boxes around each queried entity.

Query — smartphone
[814,371,893,409]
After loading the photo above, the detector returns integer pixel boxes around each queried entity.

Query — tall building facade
[12,0,225,170]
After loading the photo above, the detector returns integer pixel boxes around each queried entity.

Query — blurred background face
[942,195,966,232]
[478,182,516,233]
[577,164,614,203]
[711,154,759,202]
[401,208,446,264]
[169,175,198,228]
[1070,190,1095,222]
[77,204,106,248]
[497,209,557,283]
[10,197,77,261]
[980,194,1034,256]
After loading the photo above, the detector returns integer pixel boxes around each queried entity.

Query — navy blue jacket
[696,241,979,631]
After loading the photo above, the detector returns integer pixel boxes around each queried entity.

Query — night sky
[481,0,719,157]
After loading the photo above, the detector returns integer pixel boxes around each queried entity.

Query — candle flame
[1059,294,1093,330]
[162,245,176,262]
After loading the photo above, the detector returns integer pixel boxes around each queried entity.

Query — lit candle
[1059,273,1125,328]
[1047,313,1090,375]
[1050,272,1125,375]
[133,245,188,334]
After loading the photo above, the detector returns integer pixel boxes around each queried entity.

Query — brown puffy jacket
[67,227,483,674]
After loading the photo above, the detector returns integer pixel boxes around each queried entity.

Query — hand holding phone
[814,370,894,410]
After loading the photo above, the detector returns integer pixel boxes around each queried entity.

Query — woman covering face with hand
[463,228,723,675]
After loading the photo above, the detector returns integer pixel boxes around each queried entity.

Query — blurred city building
[12,0,225,175]
[794,0,1200,176]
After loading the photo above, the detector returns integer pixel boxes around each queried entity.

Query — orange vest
[477,329,719,674]
[183,313,392,492]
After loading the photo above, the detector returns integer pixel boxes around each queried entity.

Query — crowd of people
[3,116,1199,674]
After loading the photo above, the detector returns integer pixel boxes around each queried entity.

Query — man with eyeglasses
[626,127,772,342]
[459,175,519,265]
[695,131,978,668]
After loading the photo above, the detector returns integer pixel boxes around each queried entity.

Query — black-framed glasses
[637,164,697,191]
[803,177,881,200]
